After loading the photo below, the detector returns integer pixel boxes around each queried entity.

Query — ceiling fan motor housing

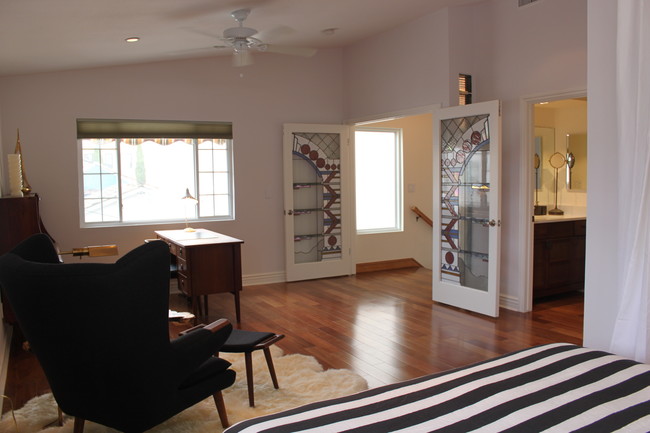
[223,26,257,40]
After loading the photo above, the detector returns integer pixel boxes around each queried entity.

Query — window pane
[214,195,230,216]
[82,149,101,174]
[83,199,103,222]
[83,174,102,198]
[119,139,194,222]
[198,195,214,217]
[355,129,402,232]
[198,173,214,194]
[198,149,214,172]
[101,198,120,221]
[212,149,229,172]
[213,173,230,194]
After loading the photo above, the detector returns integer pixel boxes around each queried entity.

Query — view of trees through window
[80,138,233,225]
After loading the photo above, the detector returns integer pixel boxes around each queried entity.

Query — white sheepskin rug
[0,346,368,433]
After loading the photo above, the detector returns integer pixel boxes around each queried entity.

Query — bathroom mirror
[566,133,587,191]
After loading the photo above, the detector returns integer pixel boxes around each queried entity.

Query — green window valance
[77,119,233,139]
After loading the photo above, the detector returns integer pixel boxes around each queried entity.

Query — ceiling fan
[216,8,317,67]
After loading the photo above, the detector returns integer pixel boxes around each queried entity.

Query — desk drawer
[176,256,189,274]
[177,274,192,296]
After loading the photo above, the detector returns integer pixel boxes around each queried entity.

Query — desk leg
[234,289,241,323]
[191,294,198,325]
[233,244,242,323]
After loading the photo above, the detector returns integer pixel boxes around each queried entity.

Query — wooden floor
[2,267,583,414]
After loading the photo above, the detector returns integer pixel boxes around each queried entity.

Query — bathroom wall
[534,99,587,217]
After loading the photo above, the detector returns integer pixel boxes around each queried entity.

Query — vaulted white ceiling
[0,0,482,76]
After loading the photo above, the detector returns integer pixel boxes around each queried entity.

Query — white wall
[0,50,344,279]
[343,9,451,119]
[355,113,433,269]
[583,0,619,351]
[344,0,588,310]
[473,0,587,310]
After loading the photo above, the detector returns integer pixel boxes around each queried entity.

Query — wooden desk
[155,229,243,323]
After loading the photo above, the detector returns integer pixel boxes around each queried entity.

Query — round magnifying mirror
[549,151,566,169]
[566,152,575,169]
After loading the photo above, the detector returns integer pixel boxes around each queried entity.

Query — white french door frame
[432,100,502,317]
[283,123,354,282]
[519,89,587,312]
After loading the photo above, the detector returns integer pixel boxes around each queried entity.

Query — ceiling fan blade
[262,45,317,57]
[233,50,254,67]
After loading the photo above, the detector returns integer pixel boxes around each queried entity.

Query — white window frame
[77,120,234,228]
[354,127,403,234]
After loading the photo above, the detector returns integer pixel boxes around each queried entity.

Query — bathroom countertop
[534,214,586,224]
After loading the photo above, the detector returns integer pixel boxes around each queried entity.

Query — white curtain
[609,0,650,362]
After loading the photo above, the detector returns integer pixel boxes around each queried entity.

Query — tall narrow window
[459,73,473,105]
[78,119,234,227]
[355,128,403,233]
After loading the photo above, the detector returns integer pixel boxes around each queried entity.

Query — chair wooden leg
[73,417,85,433]
[213,391,229,428]
[263,347,280,389]
[245,352,255,406]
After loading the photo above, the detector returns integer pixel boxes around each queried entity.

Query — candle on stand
[8,153,23,196]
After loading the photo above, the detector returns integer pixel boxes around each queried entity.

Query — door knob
[287,210,293,215]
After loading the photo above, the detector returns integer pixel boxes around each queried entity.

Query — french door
[432,101,502,317]
[283,123,353,282]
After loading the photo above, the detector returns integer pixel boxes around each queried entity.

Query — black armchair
[0,234,236,432]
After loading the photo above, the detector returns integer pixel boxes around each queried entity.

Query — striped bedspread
[224,343,650,432]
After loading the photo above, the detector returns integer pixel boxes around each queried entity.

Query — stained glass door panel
[433,101,501,317]
[283,124,353,282]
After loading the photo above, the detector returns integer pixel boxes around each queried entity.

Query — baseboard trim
[356,258,421,273]
[499,293,521,311]
[243,271,286,287]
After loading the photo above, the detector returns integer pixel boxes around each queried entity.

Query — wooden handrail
[410,206,433,227]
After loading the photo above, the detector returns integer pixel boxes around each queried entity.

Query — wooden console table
[1,194,52,325]
[155,229,243,323]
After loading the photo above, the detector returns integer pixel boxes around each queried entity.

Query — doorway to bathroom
[529,96,587,314]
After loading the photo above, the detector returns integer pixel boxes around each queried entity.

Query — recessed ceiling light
[125,37,140,43]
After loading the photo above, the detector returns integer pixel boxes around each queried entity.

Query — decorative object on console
[182,188,198,232]
[58,244,118,258]
[7,153,23,196]
[14,129,32,195]
[548,151,566,215]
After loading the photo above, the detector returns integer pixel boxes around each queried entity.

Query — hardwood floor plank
[2,267,583,414]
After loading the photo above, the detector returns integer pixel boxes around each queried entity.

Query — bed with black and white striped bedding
[224,343,650,432]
